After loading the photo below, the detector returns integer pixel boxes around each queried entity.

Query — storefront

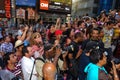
[38,0,72,24]
[16,0,36,25]
[15,0,72,25]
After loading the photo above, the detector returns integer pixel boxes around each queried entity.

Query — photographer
[84,49,119,80]
[67,32,83,80]
[35,43,68,80]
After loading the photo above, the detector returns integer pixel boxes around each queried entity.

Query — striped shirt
[6,63,22,78]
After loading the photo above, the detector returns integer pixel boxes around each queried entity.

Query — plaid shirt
[0,42,13,53]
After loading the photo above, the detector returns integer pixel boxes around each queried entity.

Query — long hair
[29,32,41,46]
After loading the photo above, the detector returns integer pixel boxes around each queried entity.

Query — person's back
[79,52,90,80]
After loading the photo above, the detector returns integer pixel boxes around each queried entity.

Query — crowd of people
[0,9,120,80]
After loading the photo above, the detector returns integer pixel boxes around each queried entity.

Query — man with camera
[67,32,84,80]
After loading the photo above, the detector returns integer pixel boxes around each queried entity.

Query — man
[21,46,38,80]
[102,21,114,57]
[42,62,57,80]
[15,40,24,61]
[81,28,104,52]
[0,52,22,80]
[84,49,108,80]
[84,49,119,80]
[78,28,104,80]
[68,32,84,80]
[0,35,13,54]
[79,41,101,80]
[35,19,45,33]
[35,43,64,80]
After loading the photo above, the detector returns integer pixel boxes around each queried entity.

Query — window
[94,0,99,4]
[93,7,98,14]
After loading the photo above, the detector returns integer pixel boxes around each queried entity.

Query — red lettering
[5,0,11,18]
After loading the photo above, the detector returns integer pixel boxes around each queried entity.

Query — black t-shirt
[69,41,79,59]
[81,39,90,50]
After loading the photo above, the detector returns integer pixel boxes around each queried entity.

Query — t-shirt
[103,28,114,48]
[0,69,15,80]
[69,41,79,59]
[79,52,90,80]
[6,63,22,78]
[84,63,111,80]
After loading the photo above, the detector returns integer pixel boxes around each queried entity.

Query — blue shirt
[79,52,90,80]
[84,63,108,80]
[0,42,13,53]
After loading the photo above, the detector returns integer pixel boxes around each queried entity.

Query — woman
[30,32,44,58]
[84,49,119,80]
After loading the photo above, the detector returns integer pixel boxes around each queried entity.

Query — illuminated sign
[39,0,71,13]
[5,0,11,18]
[40,0,49,10]
[0,0,11,18]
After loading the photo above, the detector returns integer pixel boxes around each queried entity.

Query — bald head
[42,62,57,80]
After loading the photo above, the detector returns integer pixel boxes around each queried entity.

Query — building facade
[72,0,99,17]
[72,0,120,17]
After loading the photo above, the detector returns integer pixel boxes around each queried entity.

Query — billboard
[0,0,11,18]
[16,0,36,7]
[39,0,72,13]
[27,8,35,19]
[16,8,25,19]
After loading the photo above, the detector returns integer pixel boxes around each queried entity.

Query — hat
[85,41,100,52]
[15,40,23,48]
[55,30,62,36]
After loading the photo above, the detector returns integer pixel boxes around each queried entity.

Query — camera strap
[29,60,35,80]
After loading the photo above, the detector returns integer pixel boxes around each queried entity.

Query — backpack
[36,58,64,80]
[30,57,45,80]
[98,68,112,80]
[35,57,45,63]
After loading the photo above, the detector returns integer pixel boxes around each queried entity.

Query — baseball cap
[55,30,62,36]
[84,41,100,53]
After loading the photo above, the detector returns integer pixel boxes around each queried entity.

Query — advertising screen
[49,0,71,13]
[50,0,72,5]
[39,0,72,13]
[0,0,11,18]
[16,0,36,7]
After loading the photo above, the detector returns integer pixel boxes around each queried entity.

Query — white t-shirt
[21,56,37,80]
